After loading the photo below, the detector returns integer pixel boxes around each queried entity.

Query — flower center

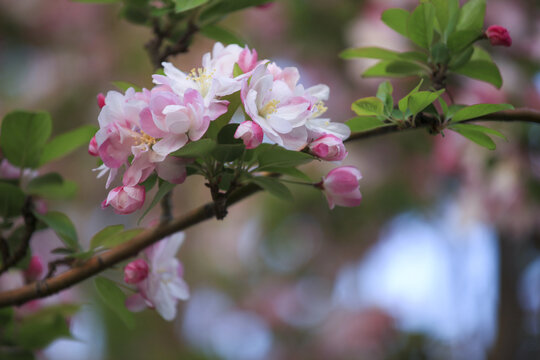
[135,131,157,146]
[313,101,328,117]
[187,67,214,97]
[260,99,280,117]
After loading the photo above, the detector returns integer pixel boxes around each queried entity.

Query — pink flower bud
[97,93,106,109]
[124,259,149,284]
[486,25,512,47]
[320,166,362,209]
[101,185,146,215]
[88,136,99,156]
[24,256,44,282]
[308,134,348,161]
[238,47,258,74]
[234,121,264,149]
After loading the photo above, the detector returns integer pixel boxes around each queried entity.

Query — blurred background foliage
[1,0,540,359]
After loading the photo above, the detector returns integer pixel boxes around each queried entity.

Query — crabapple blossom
[124,259,149,284]
[238,46,259,73]
[23,256,44,283]
[101,185,145,215]
[318,166,362,209]
[308,134,348,161]
[234,121,264,149]
[125,232,189,321]
[486,25,512,47]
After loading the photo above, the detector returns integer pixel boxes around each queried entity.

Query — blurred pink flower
[23,256,44,283]
[124,259,149,284]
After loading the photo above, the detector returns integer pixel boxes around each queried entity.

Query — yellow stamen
[135,131,157,146]
[260,99,280,117]
[187,67,214,97]
[313,100,328,117]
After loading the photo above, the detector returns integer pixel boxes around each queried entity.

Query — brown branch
[0,197,36,275]
[1,109,540,308]
[0,184,261,308]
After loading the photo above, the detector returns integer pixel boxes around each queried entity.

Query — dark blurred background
[1,0,540,359]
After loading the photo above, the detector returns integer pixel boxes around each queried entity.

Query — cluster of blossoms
[89,42,360,214]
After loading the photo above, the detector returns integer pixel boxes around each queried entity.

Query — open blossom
[486,25,512,47]
[101,185,145,215]
[308,134,348,161]
[318,166,362,209]
[125,232,189,321]
[234,121,264,149]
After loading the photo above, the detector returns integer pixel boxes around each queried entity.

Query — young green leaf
[249,177,292,201]
[94,277,135,328]
[376,81,394,113]
[257,167,311,182]
[200,24,245,46]
[407,2,435,49]
[447,29,483,53]
[171,139,216,158]
[26,173,77,200]
[398,80,424,113]
[381,8,409,37]
[408,89,445,115]
[450,126,496,150]
[40,125,97,165]
[363,60,425,78]
[346,117,387,132]
[450,123,506,140]
[33,211,79,251]
[90,224,124,249]
[451,103,514,122]
[457,0,486,32]
[257,146,314,169]
[432,0,460,39]
[430,43,450,64]
[0,183,25,218]
[453,60,502,88]
[0,111,52,169]
[174,0,209,13]
[217,124,242,144]
[351,97,384,116]
[212,144,245,162]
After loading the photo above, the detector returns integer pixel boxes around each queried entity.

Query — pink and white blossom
[101,185,145,215]
[308,134,348,161]
[88,136,98,156]
[234,121,264,149]
[319,166,362,209]
[125,232,189,321]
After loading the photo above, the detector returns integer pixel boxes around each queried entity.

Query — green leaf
[381,8,409,37]
[453,60,502,88]
[205,94,242,139]
[90,224,124,249]
[457,0,486,32]
[256,145,314,170]
[171,139,216,158]
[112,81,142,92]
[340,47,402,60]
[451,127,496,150]
[212,144,244,162]
[376,81,394,113]
[0,111,52,169]
[217,124,242,144]
[94,277,135,328]
[140,173,158,192]
[200,24,245,45]
[439,97,449,117]
[200,0,273,22]
[450,123,506,140]
[407,2,435,49]
[40,125,97,165]
[258,167,311,182]
[26,173,78,199]
[399,51,429,63]
[363,60,425,78]
[174,0,209,13]
[249,177,292,201]
[93,228,143,249]
[72,0,119,2]
[432,0,456,38]
[33,211,79,250]
[9,305,79,350]
[398,80,424,113]
[346,117,387,132]
[448,46,474,69]
[447,29,483,53]
[430,43,450,64]
[0,183,25,218]
[451,103,514,122]
[351,97,384,117]
[408,89,445,115]
[138,181,175,224]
